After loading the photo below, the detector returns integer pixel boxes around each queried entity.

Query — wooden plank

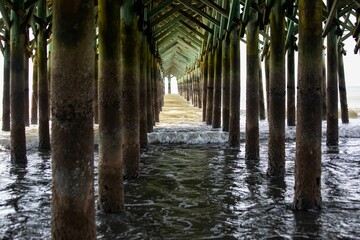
[150,3,182,26]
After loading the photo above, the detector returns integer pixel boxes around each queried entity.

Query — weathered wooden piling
[10,0,27,162]
[265,52,270,117]
[121,0,141,178]
[287,38,296,126]
[94,55,99,124]
[228,1,241,147]
[212,44,222,128]
[38,0,50,150]
[168,75,171,94]
[51,1,96,238]
[153,59,160,123]
[147,50,154,133]
[267,1,286,176]
[293,0,322,210]
[24,49,29,127]
[258,58,266,120]
[222,33,230,131]
[326,0,338,146]
[322,47,327,120]
[338,45,349,124]
[140,34,148,148]
[98,0,124,213]
[31,56,38,125]
[206,47,214,125]
[245,3,260,160]
[2,34,10,131]
[202,53,208,122]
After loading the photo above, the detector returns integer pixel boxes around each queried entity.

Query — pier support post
[287,40,296,126]
[265,52,270,117]
[24,48,29,127]
[140,34,148,147]
[206,48,214,125]
[168,75,171,94]
[338,44,349,124]
[259,58,266,120]
[147,50,154,132]
[322,46,327,120]
[31,55,38,125]
[267,1,286,176]
[246,3,260,159]
[51,1,96,238]
[326,0,339,146]
[121,0,141,177]
[293,0,322,210]
[10,0,27,162]
[202,53,208,122]
[98,0,124,212]
[229,1,241,147]
[222,33,230,131]
[212,43,222,128]
[2,33,10,131]
[38,0,50,150]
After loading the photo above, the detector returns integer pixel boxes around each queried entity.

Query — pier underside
[0,0,360,238]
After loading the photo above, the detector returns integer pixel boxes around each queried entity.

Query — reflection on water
[0,138,360,239]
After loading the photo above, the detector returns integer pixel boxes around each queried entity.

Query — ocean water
[0,115,359,239]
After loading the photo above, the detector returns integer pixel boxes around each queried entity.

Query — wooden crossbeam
[148,0,175,19]
[178,0,220,27]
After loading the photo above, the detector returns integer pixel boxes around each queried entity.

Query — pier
[0,0,360,238]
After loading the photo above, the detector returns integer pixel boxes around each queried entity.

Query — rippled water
[0,122,360,239]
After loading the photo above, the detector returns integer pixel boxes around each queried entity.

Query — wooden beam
[179,20,206,39]
[242,0,253,23]
[0,1,10,30]
[150,3,182,26]
[148,0,175,19]
[198,0,229,18]
[179,9,214,34]
[178,0,220,27]
[323,0,339,37]
[227,0,240,31]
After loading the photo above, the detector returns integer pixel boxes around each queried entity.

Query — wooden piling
[265,52,270,117]
[212,43,222,128]
[2,34,10,131]
[10,0,27,162]
[38,0,50,150]
[202,53,208,122]
[293,0,322,210]
[222,33,230,131]
[206,48,214,125]
[245,4,260,160]
[51,1,96,238]
[322,47,327,120]
[338,45,349,124]
[258,58,266,120]
[267,1,286,176]
[121,0,141,178]
[24,49,29,127]
[94,55,99,124]
[147,50,154,132]
[326,0,338,146]
[31,56,38,125]
[98,0,124,213]
[140,34,148,147]
[287,42,296,126]
[228,5,241,147]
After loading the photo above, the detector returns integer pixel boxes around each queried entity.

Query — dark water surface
[0,138,359,239]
